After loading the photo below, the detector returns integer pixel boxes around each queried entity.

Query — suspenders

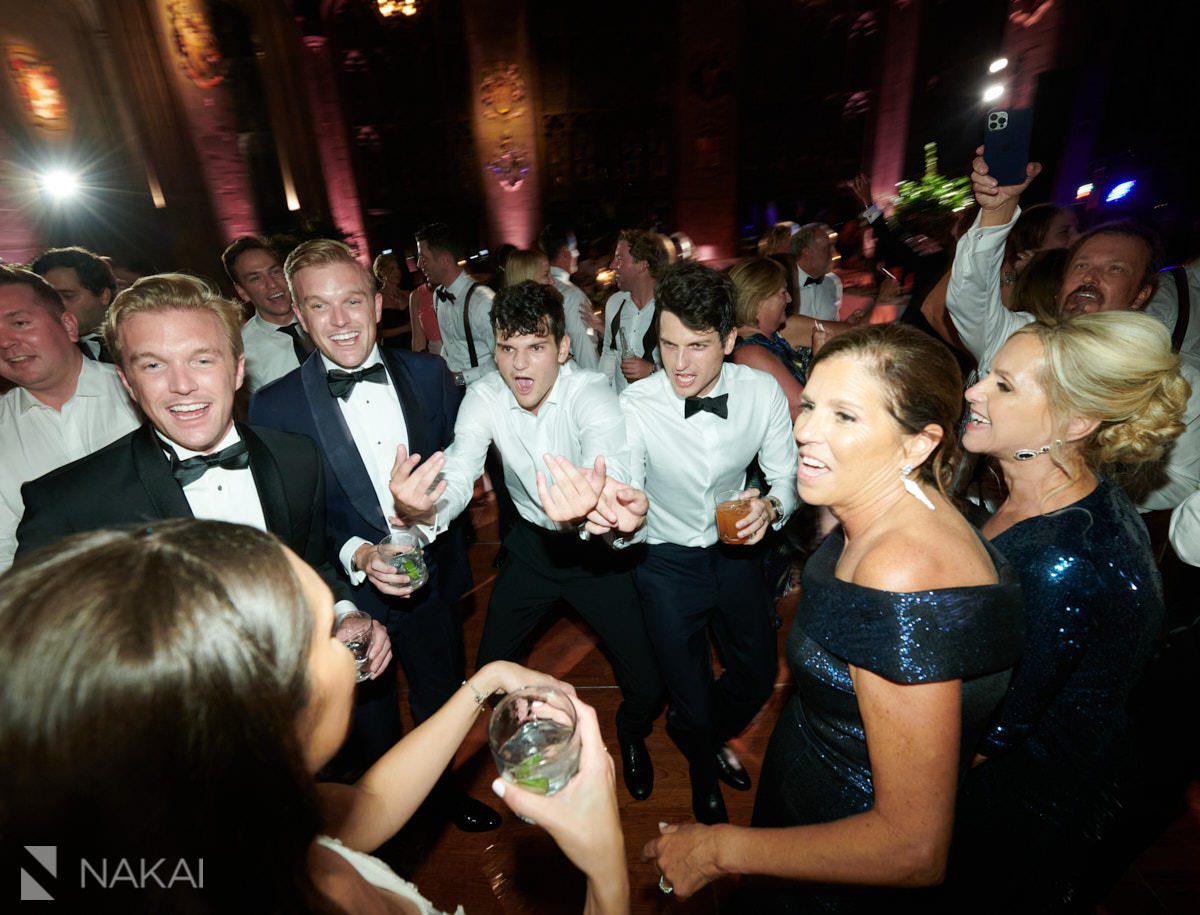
[462,282,483,368]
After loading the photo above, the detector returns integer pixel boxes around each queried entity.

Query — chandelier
[376,0,418,17]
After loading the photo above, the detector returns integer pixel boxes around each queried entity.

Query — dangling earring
[1013,440,1061,461]
[901,464,936,511]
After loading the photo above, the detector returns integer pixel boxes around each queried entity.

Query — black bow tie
[435,287,455,303]
[170,441,250,487]
[684,394,729,420]
[277,323,314,364]
[327,362,387,400]
[804,275,823,287]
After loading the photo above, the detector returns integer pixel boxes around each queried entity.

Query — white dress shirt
[435,270,496,383]
[1170,487,1200,567]
[79,332,105,360]
[242,313,309,392]
[620,363,798,547]
[948,208,1200,512]
[165,425,359,617]
[1144,260,1200,372]
[436,362,628,534]
[551,267,599,371]
[795,267,844,321]
[598,291,659,393]
[321,347,435,582]
[0,360,140,570]
[161,425,268,530]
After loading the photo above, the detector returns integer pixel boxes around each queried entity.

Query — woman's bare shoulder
[852,515,996,592]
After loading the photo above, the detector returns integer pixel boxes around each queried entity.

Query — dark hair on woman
[656,261,736,340]
[809,323,965,492]
[492,279,566,342]
[1011,247,1068,321]
[1003,203,1066,264]
[0,520,341,914]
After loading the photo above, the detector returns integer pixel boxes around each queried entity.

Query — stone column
[869,0,923,202]
[673,0,740,261]
[297,34,368,257]
[462,0,541,247]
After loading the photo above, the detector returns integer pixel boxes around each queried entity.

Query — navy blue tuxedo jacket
[249,349,471,621]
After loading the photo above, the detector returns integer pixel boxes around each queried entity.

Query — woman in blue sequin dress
[644,324,1024,911]
[948,313,1190,910]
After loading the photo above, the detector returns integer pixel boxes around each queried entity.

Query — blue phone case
[984,108,1033,186]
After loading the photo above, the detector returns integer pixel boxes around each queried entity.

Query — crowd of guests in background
[1,147,1198,913]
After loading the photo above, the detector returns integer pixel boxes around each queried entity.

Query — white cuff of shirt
[862,203,883,224]
[333,599,359,620]
[340,536,372,586]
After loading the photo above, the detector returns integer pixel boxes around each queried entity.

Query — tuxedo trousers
[476,520,662,740]
[634,541,776,755]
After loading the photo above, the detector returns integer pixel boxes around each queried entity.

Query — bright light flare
[39,168,81,200]
[1106,180,1136,203]
[1075,183,1094,200]
[982,84,1005,103]
[988,57,1009,74]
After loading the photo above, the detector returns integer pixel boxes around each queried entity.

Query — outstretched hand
[388,446,446,526]
[536,454,606,523]
[584,477,649,537]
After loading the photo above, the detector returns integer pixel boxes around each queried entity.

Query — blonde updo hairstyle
[1014,312,1190,480]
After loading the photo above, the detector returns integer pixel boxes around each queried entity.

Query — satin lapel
[382,350,433,459]
[240,423,290,538]
[130,424,194,520]
[300,357,388,530]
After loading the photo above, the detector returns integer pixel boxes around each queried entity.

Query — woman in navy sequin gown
[949,313,1190,910]
[644,324,1024,911]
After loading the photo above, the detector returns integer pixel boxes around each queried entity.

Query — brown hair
[729,257,788,327]
[619,229,672,281]
[0,263,66,317]
[0,520,340,912]
[104,273,244,366]
[1010,247,1068,320]
[221,235,280,287]
[809,323,965,491]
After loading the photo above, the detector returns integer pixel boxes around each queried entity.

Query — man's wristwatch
[452,371,466,387]
[764,494,783,523]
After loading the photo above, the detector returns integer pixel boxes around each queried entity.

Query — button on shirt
[437,362,628,533]
[620,363,798,547]
[242,313,309,392]
[160,426,267,530]
[323,348,435,581]
[598,291,659,393]
[795,268,844,322]
[435,271,496,383]
[551,267,599,371]
[1,360,140,570]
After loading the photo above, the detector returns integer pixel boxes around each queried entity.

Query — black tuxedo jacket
[248,349,470,620]
[15,422,345,597]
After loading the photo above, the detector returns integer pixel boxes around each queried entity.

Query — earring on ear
[901,464,936,511]
[1013,439,1061,461]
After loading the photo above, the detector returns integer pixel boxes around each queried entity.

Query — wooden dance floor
[377,494,1200,914]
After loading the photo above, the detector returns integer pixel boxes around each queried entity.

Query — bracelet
[462,679,488,709]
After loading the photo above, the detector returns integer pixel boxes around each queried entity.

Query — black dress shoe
[452,795,501,832]
[620,737,654,800]
[692,782,729,825]
[715,747,752,792]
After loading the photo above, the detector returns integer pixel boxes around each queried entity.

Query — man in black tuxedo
[14,276,387,671]
[249,240,495,831]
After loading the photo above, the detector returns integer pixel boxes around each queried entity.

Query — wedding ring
[658,874,673,895]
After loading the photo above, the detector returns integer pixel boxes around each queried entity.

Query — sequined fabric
[741,527,1024,913]
[949,478,1165,909]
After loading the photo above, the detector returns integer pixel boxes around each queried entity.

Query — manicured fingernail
[491,778,506,798]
